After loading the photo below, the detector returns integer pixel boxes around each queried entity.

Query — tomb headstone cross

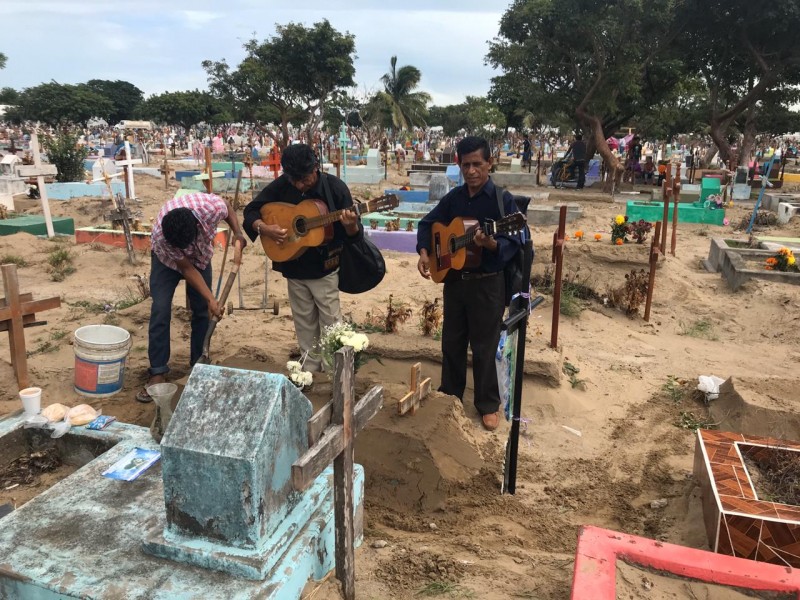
[293,347,383,600]
[16,133,57,238]
[398,362,431,416]
[115,141,143,201]
[1,264,61,389]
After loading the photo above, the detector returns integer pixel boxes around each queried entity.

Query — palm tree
[379,56,431,131]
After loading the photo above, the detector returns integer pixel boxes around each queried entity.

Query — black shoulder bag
[320,173,386,294]
[495,186,533,307]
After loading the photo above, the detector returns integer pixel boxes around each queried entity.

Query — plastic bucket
[73,325,132,398]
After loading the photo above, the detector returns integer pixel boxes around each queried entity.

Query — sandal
[136,388,153,403]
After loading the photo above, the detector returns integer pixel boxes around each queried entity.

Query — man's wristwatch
[255,222,263,236]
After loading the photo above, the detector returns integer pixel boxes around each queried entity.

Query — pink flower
[723,218,730,226]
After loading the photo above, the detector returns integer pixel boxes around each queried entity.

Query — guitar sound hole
[294,216,307,236]
[448,237,457,253]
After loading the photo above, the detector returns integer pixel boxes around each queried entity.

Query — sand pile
[710,376,800,441]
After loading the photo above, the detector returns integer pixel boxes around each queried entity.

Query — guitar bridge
[434,232,451,269]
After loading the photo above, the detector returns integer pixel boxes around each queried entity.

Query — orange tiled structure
[694,429,800,567]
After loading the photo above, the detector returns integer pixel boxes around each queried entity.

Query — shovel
[197,238,243,364]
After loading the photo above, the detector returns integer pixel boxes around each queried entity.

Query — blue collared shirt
[416,178,522,274]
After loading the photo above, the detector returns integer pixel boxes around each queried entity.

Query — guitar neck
[304,200,377,230]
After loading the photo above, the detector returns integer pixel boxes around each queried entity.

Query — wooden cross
[644,221,662,323]
[660,164,672,255]
[16,133,57,238]
[195,147,224,193]
[292,346,383,600]
[90,157,124,199]
[159,157,174,190]
[550,205,567,349]
[106,193,137,265]
[1,264,61,390]
[115,141,143,202]
[264,147,281,180]
[397,362,432,416]
[670,164,682,257]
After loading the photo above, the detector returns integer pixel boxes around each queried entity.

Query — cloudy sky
[1,0,511,106]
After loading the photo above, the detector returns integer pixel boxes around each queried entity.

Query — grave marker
[550,205,567,349]
[16,133,56,237]
[115,141,143,201]
[644,221,662,322]
[1,264,61,389]
[397,362,432,416]
[293,347,383,600]
[105,193,137,265]
[195,147,225,193]
[159,156,174,190]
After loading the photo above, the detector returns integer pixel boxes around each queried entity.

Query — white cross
[16,133,57,238]
[115,141,142,201]
[90,158,123,198]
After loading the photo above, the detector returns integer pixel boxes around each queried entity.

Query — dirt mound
[710,376,800,441]
[356,393,485,513]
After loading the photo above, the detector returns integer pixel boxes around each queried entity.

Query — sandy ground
[1,168,800,599]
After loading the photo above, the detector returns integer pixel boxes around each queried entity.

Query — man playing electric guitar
[243,144,362,373]
[416,136,523,432]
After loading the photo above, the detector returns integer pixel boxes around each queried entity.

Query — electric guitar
[259,194,399,262]
[429,212,527,283]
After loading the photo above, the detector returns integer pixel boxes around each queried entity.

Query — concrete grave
[0,362,367,598]
[428,173,449,203]
[528,203,583,226]
[0,215,75,236]
[0,154,25,204]
[409,171,432,188]
[325,148,383,184]
[777,202,800,224]
[510,158,522,173]
[763,193,800,213]
[718,246,800,291]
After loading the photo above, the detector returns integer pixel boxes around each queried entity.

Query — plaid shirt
[151,193,228,271]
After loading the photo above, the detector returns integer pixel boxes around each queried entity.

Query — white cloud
[181,10,223,30]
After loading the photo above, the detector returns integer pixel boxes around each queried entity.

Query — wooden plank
[19,297,61,317]
[0,314,36,332]
[307,401,333,447]
[2,265,28,389]
[333,347,356,600]
[0,292,33,307]
[292,424,344,491]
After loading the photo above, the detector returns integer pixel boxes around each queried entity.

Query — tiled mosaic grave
[694,429,800,567]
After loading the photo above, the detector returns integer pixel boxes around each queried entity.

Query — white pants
[287,272,341,372]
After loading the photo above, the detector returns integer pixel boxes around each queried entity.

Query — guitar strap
[320,171,336,212]
[495,184,506,217]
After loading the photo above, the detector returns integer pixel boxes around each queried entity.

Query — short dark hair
[575,134,583,141]
[281,144,317,180]
[162,207,198,249]
[456,136,491,161]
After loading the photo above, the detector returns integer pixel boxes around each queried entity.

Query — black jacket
[243,171,363,280]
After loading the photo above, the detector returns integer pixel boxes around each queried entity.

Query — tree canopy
[0,53,6,70]
[137,90,225,130]
[6,82,113,126]
[84,79,144,124]
[378,56,431,131]
[203,19,356,148]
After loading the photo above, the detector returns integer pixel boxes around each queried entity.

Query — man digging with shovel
[137,192,246,403]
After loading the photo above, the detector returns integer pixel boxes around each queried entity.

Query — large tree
[0,53,6,70]
[681,0,800,166]
[429,97,506,137]
[10,82,113,125]
[84,79,144,124]
[0,87,19,104]
[203,20,356,148]
[137,90,224,130]
[488,0,681,187]
[379,56,431,131]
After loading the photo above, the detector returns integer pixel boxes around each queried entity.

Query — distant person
[522,134,532,169]
[566,134,587,189]
[138,193,247,402]
[643,156,655,185]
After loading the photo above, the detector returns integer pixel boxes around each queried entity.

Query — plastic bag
[50,414,71,439]
[697,375,726,402]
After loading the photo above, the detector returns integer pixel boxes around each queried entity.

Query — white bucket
[73,325,132,398]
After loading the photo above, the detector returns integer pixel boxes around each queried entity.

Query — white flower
[300,371,313,386]
[286,361,302,372]
[350,333,369,352]
[289,370,314,389]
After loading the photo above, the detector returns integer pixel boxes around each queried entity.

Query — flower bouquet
[286,360,313,389]
[611,214,629,244]
[765,247,798,272]
[317,322,371,372]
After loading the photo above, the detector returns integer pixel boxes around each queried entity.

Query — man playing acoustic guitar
[243,144,362,373]
[416,136,522,431]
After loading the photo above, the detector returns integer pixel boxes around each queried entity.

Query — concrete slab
[0,215,75,236]
[45,182,126,200]
[491,172,539,187]
[777,202,800,224]
[528,204,582,226]
[0,414,364,598]
[76,226,229,251]
[365,229,417,253]
[719,247,800,291]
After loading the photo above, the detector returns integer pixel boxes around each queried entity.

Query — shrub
[42,130,89,183]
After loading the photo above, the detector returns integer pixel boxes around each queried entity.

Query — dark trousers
[440,272,505,416]
[574,160,586,188]
[148,252,212,376]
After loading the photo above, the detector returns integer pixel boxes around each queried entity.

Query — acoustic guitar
[259,194,399,262]
[428,212,527,283]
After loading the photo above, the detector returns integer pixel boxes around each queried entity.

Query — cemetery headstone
[510,158,522,173]
[428,173,449,203]
[115,141,143,201]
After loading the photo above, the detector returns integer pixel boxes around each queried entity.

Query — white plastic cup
[19,387,42,416]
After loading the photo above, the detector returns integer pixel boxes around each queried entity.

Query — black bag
[495,186,533,306]
[321,174,386,294]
